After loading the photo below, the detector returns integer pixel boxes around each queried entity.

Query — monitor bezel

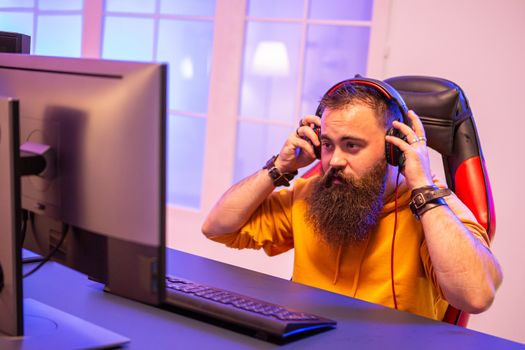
[0,96,23,336]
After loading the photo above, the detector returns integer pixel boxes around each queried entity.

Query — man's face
[320,104,386,180]
[305,103,389,248]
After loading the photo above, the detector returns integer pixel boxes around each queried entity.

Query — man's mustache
[323,167,347,188]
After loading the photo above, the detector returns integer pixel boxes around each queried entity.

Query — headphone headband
[314,75,409,167]
[319,76,409,117]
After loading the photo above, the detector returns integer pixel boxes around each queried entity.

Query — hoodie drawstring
[332,236,372,298]
[332,245,343,284]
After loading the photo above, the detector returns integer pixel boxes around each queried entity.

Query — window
[103,0,216,209]
[0,0,83,57]
[235,0,374,182]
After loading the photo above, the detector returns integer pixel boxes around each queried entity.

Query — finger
[385,134,413,154]
[289,129,317,158]
[407,136,428,145]
[406,110,426,137]
[392,120,417,140]
[296,125,320,146]
[294,137,318,159]
[299,115,322,128]
[386,133,427,151]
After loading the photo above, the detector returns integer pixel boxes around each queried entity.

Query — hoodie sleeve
[206,187,295,256]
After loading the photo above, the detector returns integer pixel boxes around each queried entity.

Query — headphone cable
[390,170,401,309]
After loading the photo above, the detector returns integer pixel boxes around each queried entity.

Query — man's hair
[318,82,402,129]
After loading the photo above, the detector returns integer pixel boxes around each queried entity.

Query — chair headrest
[385,76,472,156]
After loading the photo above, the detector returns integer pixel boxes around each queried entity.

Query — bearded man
[201,78,502,321]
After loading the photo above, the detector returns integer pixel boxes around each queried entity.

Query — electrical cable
[20,209,45,265]
[19,209,28,246]
[22,256,45,264]
[23,223,69,278]
[390,170,401,310]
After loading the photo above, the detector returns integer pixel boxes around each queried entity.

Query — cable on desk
[23,223,69,278]
[20,209,45,265]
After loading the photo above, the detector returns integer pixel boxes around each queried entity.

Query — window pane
[0,0,33,7]
[35,15,82,57]
[240,22,302,122]
[160,0,216,16]
[157,19,213,113]
[247,0,304,18]
[234,122,292,183]
[102,17,154,61]
[106,0,155,13]
[0,12,33,36]
[301,25,370,116]
[309,0,373,21]
[39,0,82,10]
[167,115,206,209]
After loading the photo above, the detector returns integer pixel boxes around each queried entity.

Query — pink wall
[384,0,525,344]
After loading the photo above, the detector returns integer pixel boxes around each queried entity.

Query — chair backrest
[303,76,496,327]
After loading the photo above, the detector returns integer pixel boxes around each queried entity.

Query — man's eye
[345,142,359,150]
[321,142,332,150]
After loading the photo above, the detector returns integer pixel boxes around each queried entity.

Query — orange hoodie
[207,176,490,320]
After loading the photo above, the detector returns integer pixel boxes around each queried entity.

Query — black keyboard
[164,275,336,340]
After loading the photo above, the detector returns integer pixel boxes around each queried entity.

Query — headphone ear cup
[313,125,321,159]
[385,127,406,167]
[313,106,323,160]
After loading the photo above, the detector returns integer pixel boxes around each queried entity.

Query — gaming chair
[303,76,496,327]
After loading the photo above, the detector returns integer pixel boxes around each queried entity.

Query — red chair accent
[454,156,495,239]
[302,162,322,179]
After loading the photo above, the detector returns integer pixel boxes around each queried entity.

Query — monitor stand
[0,298,129,349]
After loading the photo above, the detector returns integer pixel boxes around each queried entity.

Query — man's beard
[305,161,387,249]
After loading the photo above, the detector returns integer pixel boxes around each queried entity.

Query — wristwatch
[263,155,298,187]
[409,185,452,219]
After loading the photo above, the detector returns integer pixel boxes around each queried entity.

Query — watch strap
[263,155,298,187]
[415,197,447,219]
[409,185,451,219]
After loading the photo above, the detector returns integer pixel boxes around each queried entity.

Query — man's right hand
[275,114,322,173]
[202,115,321,237]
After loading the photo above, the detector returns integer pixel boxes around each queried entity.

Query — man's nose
[329,148,347,169]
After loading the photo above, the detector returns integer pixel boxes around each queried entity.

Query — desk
[21,249,524,349]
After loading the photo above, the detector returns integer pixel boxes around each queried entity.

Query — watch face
[268,167,290,187]
[268,167,280,180]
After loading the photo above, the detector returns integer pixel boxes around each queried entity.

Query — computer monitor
[0,53,167,315]
[0,31,30,54]
[0,96,23,336]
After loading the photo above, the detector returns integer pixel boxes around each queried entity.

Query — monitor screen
[0,53,167,306]
[0,96,23,336]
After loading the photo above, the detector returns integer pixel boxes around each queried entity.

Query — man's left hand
[385,110,434,190]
